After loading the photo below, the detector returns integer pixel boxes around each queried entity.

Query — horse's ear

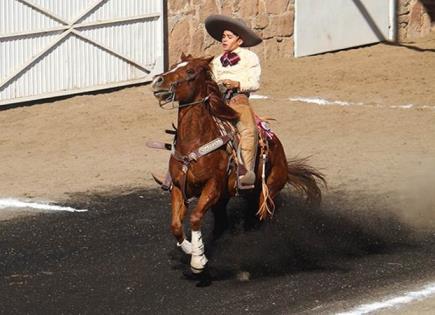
[180,53,194,61]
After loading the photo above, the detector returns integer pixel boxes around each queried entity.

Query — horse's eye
[187,69,195,75]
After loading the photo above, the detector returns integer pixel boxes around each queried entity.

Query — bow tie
[220,51,240,67]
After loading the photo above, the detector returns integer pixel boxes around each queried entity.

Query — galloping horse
[151,54,325,280]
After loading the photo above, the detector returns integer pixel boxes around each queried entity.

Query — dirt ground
[0,33,434,230]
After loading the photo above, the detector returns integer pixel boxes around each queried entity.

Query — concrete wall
[167,0,433,65]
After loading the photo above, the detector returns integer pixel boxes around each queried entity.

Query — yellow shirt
[211,47,261,93]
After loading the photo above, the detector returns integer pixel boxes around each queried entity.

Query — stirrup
[237,171,256,190]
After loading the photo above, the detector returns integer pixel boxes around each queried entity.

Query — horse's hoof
[196,267,212,287]
[182,267,212,287]
[183,269,201,280]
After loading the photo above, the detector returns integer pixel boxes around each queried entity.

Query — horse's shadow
[169,190,415,281]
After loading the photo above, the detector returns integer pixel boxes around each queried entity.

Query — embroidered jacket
[211,47,261,93]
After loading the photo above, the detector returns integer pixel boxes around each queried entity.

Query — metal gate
[0,0,165,106]
[294,0,395,57]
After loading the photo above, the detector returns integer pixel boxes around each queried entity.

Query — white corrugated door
[294,0,395,57]
[0,0,165,106]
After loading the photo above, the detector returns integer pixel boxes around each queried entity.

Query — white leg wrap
[190,230,208,273]
[177,239,192,255]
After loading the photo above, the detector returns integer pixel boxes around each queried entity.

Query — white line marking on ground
[288,96,363,107]
[250,94,434,111]
[390,104,414,109]
[250,94,269,99]
[0,198,88,213]
[336,282,435,315]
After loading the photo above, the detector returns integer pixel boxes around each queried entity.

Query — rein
[158,70,210,110]
[159,95,210,110]
[156,65,235,203]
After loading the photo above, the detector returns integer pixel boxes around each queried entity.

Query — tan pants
[228,94,258,174]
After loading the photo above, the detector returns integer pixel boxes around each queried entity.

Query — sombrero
[205,15,262,47]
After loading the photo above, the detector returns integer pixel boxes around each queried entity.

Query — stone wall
[398,0,434,41]
[167,0,433,65]
[167,0,295,65]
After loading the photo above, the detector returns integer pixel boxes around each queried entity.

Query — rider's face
[221,30,243,52]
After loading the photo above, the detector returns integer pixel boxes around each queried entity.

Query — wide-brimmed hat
[205,15,262,47]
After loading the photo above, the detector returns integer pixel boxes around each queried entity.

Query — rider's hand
[221,79,240,90]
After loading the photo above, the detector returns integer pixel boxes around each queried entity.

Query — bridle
[157,69,210,110]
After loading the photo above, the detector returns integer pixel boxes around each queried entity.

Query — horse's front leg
[190,179,221,273]
[171,186,191,254]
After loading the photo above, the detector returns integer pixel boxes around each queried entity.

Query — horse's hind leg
[171,186,191,254]
[190,179,221,273]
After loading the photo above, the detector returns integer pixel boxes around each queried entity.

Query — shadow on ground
[193,189,421,280]
[0,188,433,314]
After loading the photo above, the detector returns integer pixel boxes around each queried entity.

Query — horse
[151,53,325,283]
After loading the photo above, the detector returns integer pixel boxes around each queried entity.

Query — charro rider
[205,14,262,187]
[153,15,262,189]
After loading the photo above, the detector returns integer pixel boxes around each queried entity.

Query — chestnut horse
[152,54,325,279]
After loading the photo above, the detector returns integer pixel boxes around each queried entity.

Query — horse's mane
[202,65,240,122]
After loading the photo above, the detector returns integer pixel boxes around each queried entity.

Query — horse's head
[152,53,214,107]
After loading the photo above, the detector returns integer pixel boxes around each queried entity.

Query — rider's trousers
[228,94,258,174]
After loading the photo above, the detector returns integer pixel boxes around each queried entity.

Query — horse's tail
[287,157,326,205]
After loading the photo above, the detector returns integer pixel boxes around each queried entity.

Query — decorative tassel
[256,153,275,220]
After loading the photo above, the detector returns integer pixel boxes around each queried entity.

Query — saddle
[147,116,275,196]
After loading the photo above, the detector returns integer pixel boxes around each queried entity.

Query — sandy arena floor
[1,32,435,314]
[0,33,434,228]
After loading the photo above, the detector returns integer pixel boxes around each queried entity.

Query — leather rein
[158,70,210,110]
[158,69,233,203]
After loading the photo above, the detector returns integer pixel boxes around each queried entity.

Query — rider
[205,15,262,187]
